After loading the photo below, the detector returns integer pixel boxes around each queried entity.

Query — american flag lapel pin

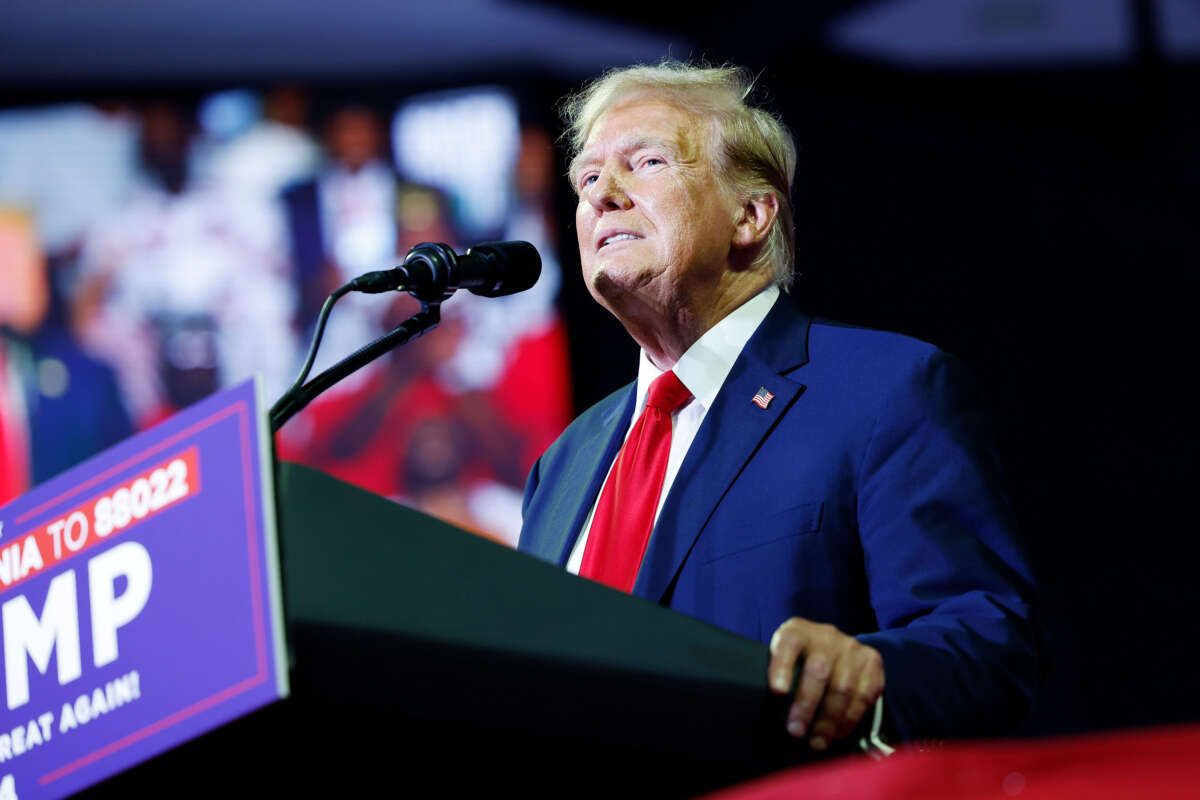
[751,387,775,409]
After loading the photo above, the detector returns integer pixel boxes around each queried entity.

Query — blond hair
[562,61,797,288]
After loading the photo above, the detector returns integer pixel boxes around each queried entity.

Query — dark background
[3,0,1196,738]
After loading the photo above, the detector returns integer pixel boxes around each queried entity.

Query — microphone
[349,241,541,300]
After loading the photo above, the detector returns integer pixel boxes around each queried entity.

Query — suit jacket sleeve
[854,349,1039,741]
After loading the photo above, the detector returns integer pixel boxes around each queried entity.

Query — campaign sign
[0,378,288,798]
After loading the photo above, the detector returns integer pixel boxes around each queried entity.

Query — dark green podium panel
[85,462,835,798]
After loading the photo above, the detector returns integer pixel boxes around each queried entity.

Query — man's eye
[581,174,598,187]
[641,157,664,168]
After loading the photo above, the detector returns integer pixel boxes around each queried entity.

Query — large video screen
[0,84,571,546]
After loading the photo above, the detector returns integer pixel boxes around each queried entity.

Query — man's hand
[768,617,885,751]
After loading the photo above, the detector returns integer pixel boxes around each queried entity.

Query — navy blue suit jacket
[518,294,1039,741]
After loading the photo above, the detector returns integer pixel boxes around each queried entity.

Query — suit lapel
[528,385,636,567]
[632,296,813,603]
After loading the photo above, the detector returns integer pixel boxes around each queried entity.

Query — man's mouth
[598,232,642,249]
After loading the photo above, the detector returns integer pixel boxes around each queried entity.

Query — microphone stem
[270,303,441,433]
[285,283,353,400]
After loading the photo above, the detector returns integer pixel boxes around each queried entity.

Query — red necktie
[580,370,692,592]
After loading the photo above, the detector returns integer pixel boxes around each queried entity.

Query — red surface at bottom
[703,724,1200,800]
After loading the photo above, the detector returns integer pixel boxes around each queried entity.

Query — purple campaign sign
[0,378,288,798]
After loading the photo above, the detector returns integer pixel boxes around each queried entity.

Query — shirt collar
[634,284,780,414]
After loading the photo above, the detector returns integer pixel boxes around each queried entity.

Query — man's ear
[732,192,780,249]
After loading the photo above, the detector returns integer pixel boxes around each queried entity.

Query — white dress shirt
[566,285,780,575]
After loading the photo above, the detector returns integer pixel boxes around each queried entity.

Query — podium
[77,461,833,797]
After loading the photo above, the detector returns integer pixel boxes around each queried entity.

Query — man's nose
[585,169,632,212]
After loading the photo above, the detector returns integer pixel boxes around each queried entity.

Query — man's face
[327,107,382,172]
[572,97,741,317]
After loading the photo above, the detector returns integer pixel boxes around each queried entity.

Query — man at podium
[517,61,1038,753]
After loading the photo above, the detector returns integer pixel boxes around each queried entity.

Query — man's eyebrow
[624,135,677,157]
[569,135,677,184]
[568,153,593,184]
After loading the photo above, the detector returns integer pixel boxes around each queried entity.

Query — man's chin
[588,267,672,336]
[588,264,652,301]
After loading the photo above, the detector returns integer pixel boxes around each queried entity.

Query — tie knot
[645,370,692,413]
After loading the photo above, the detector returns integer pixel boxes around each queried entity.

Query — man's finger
[768,620,809,694]
[806,659,855,749]
[820,647,885,743]
[787,651,833,738]
[833,695,873,741]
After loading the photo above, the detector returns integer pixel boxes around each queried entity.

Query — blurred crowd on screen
[0,84,571,545]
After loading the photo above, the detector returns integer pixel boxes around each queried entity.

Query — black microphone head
[463,241,541,297]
